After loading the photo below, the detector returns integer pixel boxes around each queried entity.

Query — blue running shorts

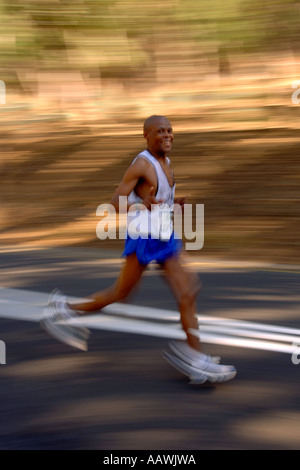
[122,232,182,265]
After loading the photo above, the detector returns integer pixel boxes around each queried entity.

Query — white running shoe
[163,350,209,384]
[40,289,90,351]
[167,340,237,383]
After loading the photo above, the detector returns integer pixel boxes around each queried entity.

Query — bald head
[143,115,170,133]
[143,115,173,157]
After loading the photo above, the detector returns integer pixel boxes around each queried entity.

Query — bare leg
[69,253,146,314]
[162,255,202,352]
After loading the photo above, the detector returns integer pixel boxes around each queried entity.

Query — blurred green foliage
[1,0,300,87]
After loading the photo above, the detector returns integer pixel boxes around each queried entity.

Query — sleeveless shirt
[127,150,175,239]
[128,150,175,206]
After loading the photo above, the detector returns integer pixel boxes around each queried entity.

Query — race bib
[127,203,173,240]
[158,204,173,241]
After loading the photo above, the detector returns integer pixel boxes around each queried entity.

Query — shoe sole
[163,350,208,384]
[41,308,89,352]
[164,346,237,384]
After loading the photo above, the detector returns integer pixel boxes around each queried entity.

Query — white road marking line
[66,316,300,354]
[0,287,299,354]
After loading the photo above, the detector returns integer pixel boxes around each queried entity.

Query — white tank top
[128,150,175,206]
[127,150,175,239]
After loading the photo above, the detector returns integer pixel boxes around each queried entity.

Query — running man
[41,115,236,384]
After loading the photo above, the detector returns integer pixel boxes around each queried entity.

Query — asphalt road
[0,247,300,451]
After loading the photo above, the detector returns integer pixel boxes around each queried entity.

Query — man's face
[144,117,173,156]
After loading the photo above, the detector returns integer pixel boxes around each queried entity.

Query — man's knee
[116,288,128,301]
[115,283,132,301]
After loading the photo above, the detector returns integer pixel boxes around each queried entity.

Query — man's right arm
[110,158,148,213]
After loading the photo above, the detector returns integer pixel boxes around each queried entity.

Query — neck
[147,147,167,160]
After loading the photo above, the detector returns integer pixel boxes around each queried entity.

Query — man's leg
[161,255,202,352]
[41,253,146,351]
[161,255,237,383]
[70,253,146,314]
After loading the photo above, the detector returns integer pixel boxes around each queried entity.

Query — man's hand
[174,196,187,214]
[174,196,187,207]
[142,186,164,210]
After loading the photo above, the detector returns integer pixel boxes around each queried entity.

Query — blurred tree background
[1,0,300,264]
[1,0,300,85]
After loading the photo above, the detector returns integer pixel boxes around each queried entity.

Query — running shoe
[167,340,237,383]
[40,289,90,351]
[163,350,208,384]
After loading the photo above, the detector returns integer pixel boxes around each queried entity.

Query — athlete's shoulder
[130,151,152,172]
[133,150,152,163]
